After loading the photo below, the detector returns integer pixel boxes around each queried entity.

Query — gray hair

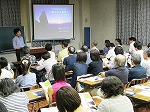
[115,54,126,67]
[131,53,141,65]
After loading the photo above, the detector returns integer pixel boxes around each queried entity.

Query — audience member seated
[0,78,29,112]
[45,63,71,105]
[134,41,144,62]
[36,52,57,81]
[100,54,128,84]
[128,53,147,82]
[103,40,110,56]
[57,41,69,62]
[45,43,56,60]
[104,46,124,69]
[71,52,88,88]
[106,43,116,62]
[147,43,150,48]
[91,41,99,51]
[142,48,150,76]
[80,45,92,65]
[0,57,14,79]
[128,37,136,54]
[88,49,103,76]
[0,101,8,112]
[56,86,88,112]
[63,46,76,72]
[22,46,36,65]
[15,58,36,87]
[97,76,134,112]
[115,38,122,47]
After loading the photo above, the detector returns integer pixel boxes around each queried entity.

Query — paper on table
[40,107,58,112]
[137,91,150,97]
[133,85,150,90]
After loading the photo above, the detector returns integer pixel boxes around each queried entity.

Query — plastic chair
[130,77,148,85]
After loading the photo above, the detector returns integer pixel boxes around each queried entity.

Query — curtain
[116,0,150,45]
[0,0,21,26]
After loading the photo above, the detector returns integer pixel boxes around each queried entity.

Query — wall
[90,0,116,49]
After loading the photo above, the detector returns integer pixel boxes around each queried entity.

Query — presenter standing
[12,28,25,61]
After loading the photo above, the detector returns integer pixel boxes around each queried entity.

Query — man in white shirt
[106,43,116,62]
[134,41,144,62]
[45,43,56,60]
[128,37,136,54]
[142,48,150,76]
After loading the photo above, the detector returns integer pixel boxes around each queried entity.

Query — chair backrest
[30,84,39,90]
[124,82,131,89]
[130,77,148,85]
[20,84,39,92]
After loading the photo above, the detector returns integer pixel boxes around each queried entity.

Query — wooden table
[126,82,150,102]
[25,88,48,112]
[77,76,104,91]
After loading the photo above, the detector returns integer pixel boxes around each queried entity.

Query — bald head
[114,54,126,67]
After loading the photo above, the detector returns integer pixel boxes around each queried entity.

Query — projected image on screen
[33,5,74,40]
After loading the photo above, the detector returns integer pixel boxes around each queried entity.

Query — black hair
[80,45,88,52]
[0,78,20,97]
[129,37,136,41]
[90,49,101,61]
[105,40,110,44]
[115,38,122,45]
[52,63,65,82]
[62,41,68,47]
[145,48,150,57]
[56,86,81,112]
[21,58,31,75]
[147,43,150,48]
[114,46,124,55]
[134,41,142,50]
[0,57,8,69]
[100,76,124,98]
[76,52,87,63]
[108,43,115,48]
[45,43,52,51]
[68,46,76,54]
[13,28,21,35]
[42,52,50,60]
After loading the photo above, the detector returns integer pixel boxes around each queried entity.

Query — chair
[124,82,131,89]
[130,77,148,85]
[20,84,39,92]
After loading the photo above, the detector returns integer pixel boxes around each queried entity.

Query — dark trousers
[15,49,24,61]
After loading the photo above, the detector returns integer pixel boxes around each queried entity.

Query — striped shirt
[0,92,29,112]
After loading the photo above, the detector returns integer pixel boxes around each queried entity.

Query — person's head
[0,78,20,97]
[42,52,50,60]
[76,52,87,63]
[45,43,52,51]
[61,41,68,49]
[134,41,142,50]
[115,38,122,46]
[147,43,150,48]
[52,63,65,82]
[56,86,81,112]
[114,54,126,67]
[23,46,30,54]
[21,58,31,75]
[68,46,76,55]
[0,101,8,112]
[104,40,110,47]
[114,46,124,55]
[129,37,136,44]
[0,57,8,75]
[108,43,115,49]
[91,41,98,47]
[131,53,141,66]
[100,76,124,98]
[90,49,101,61]
[13,28,21,37]
[80,45,88,52]
[143,48,150,60]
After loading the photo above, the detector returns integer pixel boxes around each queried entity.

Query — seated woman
[0,57,14,79]
[15,58,36,87]
[45,63,71,106]
[71,52,88,88]
[88,49,103,76]
[97,76,134,112]
[0,78,29,112]
[56,86,88,112]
